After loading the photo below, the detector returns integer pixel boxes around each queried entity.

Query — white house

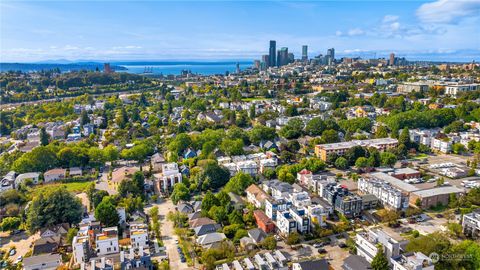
[95,227,119,256]
[130,223,149,249]
[355,228,400,264]
[15,172,40,187]
[44,168,67,183]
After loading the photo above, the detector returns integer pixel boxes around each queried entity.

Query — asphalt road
[146,199,191,270]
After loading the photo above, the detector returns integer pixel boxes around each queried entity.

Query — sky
[1,0,479,62]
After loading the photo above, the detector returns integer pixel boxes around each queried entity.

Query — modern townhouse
[356,228,401,264]
[462,209,480,239]
[358,177,409,210]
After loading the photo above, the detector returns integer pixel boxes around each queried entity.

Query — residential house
[355,228,400,264]
[23,254,62,270]
[292,259,331,270]
[247,228,267,244]
[44,168,67,183]
[194,223,222,237]
[246,184,270,208]
[196,232,226,249]
[109,167,139,191]
[95,227,119,256]
[15,172,40,187]
[254,210,275,233]
[391,252,434,270]
[153,163,182,193]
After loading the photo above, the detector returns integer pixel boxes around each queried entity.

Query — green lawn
[411,153,429,160]
[30,181,92,197]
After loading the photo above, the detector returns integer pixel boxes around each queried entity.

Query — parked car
[338,243,348,248]
[14,256,23,265]
[8,249,16,257]
[318,248,327,254]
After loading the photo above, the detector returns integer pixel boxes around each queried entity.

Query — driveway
[146,199,191,270]
[0,231,39,264]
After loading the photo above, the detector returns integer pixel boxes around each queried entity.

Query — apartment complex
[358,177,409,210]
[315,138,398,161]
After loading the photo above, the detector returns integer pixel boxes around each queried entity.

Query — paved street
[95,167,117,195]
[146,199,191,270]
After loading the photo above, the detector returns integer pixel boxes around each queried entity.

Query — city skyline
[1,0,479,62]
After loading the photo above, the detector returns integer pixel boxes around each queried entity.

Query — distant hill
[0,62,127,73]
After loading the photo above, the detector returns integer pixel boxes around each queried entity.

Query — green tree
[322,129,340,143]
[26,187,83,233]
[248,125,276,144]
[286,232,301,245]
[224,173,254,195]
[220,139,244,156]
[355,157,369,168]
[261,235,277,250]
[380,152,397,167]
[66,228,79,244]
[171,183,190,204]
[0,217,21,231]
[335,157,349,169]
[13,146,58,173]
[452,143,466,154]
[371,247,389,270]
[103,145,119,163]
[201,191,219,214]
[95,197,120,227]
[81,110,90,125]
[305,117,326,136]
[40,127,49,146]
[279,118,304,139]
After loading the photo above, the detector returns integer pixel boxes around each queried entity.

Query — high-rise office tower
[277,47,289,67]
[327,48,335,60]
[269,40,276,67]
[302,45,308,61]
[389,53,395,66]
[288,53,294,63]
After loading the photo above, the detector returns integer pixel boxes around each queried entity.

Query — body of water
[118,61,253,75]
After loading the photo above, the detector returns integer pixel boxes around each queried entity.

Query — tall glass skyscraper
[269,40,276,67]
[302,45,308,61]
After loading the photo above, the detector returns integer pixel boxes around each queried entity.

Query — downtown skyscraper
[302,45,308,61]
[269,40,276,67]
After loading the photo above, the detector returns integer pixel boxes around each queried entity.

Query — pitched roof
[342,255,371,270]
[23,254,62,267]
[189,217,216,228]
[296,259,330,270]
[246,184,270,203]
[194,223,221,236]
[248,228,266,243]
[196,232,226,245]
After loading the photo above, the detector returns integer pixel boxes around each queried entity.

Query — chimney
[130,248,134,258]
[100,257,106,268]
[138,248,144,257]
[120,251,125,262]
[81,262,85,270]
[91,259,96,270]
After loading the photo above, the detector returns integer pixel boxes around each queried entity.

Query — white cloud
[347,28,365,36]
[416,0,480,24]
[335,30,343,36]
[382,15,399,23]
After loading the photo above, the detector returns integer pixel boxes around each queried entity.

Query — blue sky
[1,0,479,62]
